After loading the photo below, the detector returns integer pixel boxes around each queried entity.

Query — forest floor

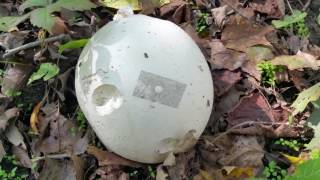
[0,0,320,179]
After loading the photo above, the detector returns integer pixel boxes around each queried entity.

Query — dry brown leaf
[87,146,141,168]
[51,17,68,36]
[167,150,198,180]
[38,158,77,180]
[211,5,229,28]
[160,0,189,24]
[221,17,274,52]
[156,165,169,180]
[250,0,285,18]
[71,155,85,180]
[5,121,27,150]
[0,107,19,130]
[227,92,274,127]
[30,102,42,135]
[0,140,6,162]
[212,70,241,97]
[163,152,176,166]
[12,145,32,168]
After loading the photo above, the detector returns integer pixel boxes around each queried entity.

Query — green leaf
[28,63,59,85]
[51,0,97,12]
[30,8,57,33]
[19,0,50,11]
[0,13,30,32]
[306,107,320,149]
[317,13,320,26]
[284,158,320,180]
[100,0,141,10]
[291,83,320,116]
[58,39,89,54]
[272,10,307,29]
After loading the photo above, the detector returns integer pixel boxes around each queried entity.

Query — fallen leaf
[291,83,320,116]
[38,158,77,180]
[0,31,29,50]
[30,102,42,134]
[160,0,188,24]
[211,5,229,28]
[5,121,27,150]
[0,13,30,32]
[140,0,171,14]
[158,129,197,154]
[99,0,141,10]
[156,165,169,180]
[272,10,307,29]
[228,166,254,178]
[163,152,176,166]
[33,104,88,154]
[227,92,275,127]
[167,150,197,180]
[271,51,320,70]
[246,45,274,63]
[306,107,320,149]
[12,145,32,168]
[51,16,68,35]
[209,39,247,70]
[90,166,127,180]
[282,154,305,166]
[0,107,19,130]
[1,64,33,96]
[71,155,85,180]
[87,146,141,168]
[250,0,285,18]
[0,140,6,162]
[221,17,274,52]
[212,70,241,97]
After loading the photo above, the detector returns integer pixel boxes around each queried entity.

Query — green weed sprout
[263,161,287,180]
[196,12,210,33]
[275,138,302,151]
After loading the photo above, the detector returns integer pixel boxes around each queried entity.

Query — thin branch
[286,0,294,14]
[303,0,312,11]
[2,34,68,59]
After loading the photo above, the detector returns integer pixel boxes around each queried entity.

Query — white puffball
[75,15,213,163]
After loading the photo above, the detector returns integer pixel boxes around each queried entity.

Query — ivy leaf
[19,0,50,11]
[28,63,59,85]
[30,8,57,33]
[0,14,30,32]
[272,10,307,29]
[284,158,320,180]
[58,39,89,54]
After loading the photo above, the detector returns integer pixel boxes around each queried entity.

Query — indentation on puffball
[91,84,123,116]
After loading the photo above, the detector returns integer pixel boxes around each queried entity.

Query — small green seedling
[263,161,287,180]
[76,108,87,130]
[258,61,285,86]
[4,89,22,97]
[196,12,210,33]
[147,166,156,178]
[275,138,302,151]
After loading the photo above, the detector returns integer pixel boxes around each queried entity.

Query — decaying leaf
[221,17,274,52]
[250,0,285,18]
[156,165,169,180]
[271,51,320,70]
[87,146,141,168]
[30,102,42,134]
[291,83,320,116]
[71,154,85,180]
[158,129,197,154]
[5,120,27,150]
[0,140,6,162]
[211,5,229,28]
[12,145,32,168]
[38,158,77,180]
[227,92,275,127]
[99,0,141,10]
[0,31,29,50]
[212,70,241,97]
[0,13,30,32]
[0,107,19,131]
[306,107,320,149]
[246,45,274,63]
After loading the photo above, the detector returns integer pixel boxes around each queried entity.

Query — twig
[286,0,294,14]
[2,34,68,59]
[303,0,312,11]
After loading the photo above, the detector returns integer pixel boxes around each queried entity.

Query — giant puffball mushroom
[75,14,214,163]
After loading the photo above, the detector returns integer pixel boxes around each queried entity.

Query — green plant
[196,12,210,33]
[272,10,309,37]
[275,138,302,151]
[258,61,285,86]
[129,170,138,177]
[0,155,28,180]
[4,89,22,97]
[76,108,87,130]
[28,63,59,85]
[0,0,96,33]
[58,39,89,54]
[263,161,287,180]
[147,166,156,178]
